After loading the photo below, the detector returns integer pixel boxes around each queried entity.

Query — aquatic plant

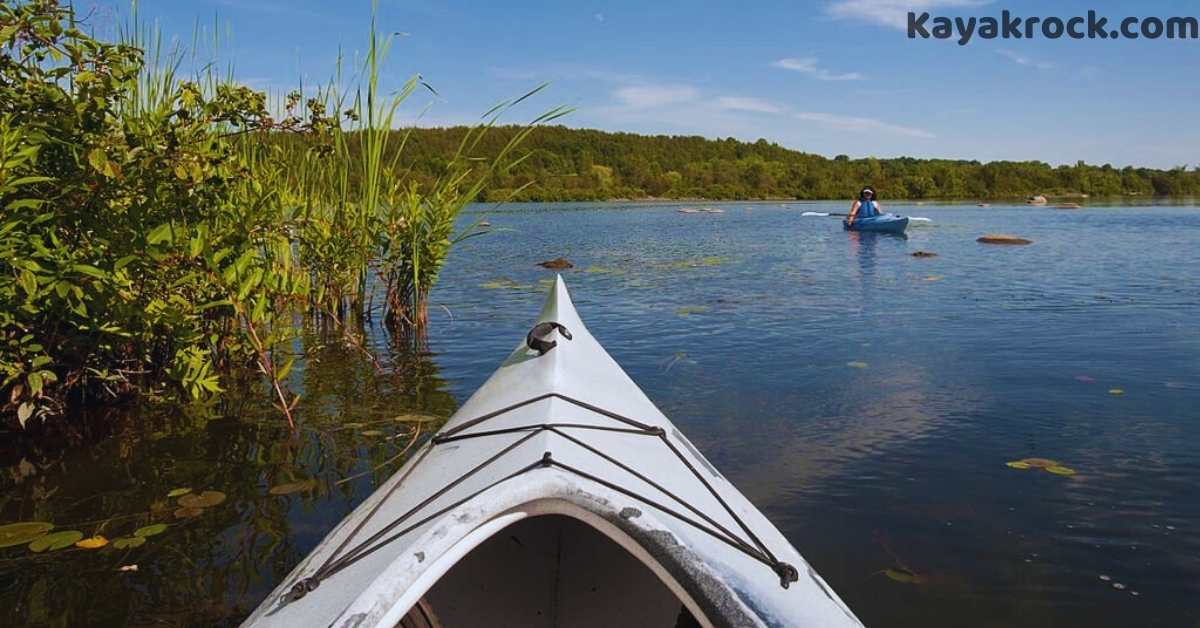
[0,0,564,427]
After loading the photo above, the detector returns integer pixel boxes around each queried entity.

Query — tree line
[380,125,1200,202]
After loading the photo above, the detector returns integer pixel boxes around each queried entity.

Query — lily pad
[1017,458,1059,469]
[1006,461,1032,470]
[846,361,869,369]
[178,491,226,509]
[174,506,204,519]
[167,488,192,498]
[75,535,108,549]
[360,430,384,437]
[883,567,928,585]
[134,524,168,538]
[675,305,709,317]
[0,522,54,548]
[112,536,146,549]
[394,413,440,423]
[269,479,317,496]
[28,530,83,552]
[1046,465,1077,476]
[1109,388,1125,396]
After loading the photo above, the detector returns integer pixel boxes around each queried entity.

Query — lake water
[2,201,1198,626]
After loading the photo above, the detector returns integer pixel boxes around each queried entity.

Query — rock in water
[537,257,574,270]
[977,234,1032,245]
[1055,203,1081,209]
[911,251,938,258]
[1026,195,1048,205]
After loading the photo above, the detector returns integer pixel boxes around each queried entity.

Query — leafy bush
[0,0,325,426]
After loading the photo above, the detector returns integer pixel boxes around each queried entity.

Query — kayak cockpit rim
[357,497,722,628]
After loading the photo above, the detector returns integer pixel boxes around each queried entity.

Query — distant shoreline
[485,193,1193,204]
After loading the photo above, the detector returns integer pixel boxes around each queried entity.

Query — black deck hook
[526,322,572,356]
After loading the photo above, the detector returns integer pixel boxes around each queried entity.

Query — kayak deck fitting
[242,276,863,628]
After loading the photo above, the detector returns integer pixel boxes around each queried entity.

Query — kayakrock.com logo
[908,10,1199,45]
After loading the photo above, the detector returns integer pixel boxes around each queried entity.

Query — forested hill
[391,125,1200,202]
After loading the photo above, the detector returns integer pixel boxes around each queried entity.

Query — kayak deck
[843,214,909,233]
[242,277,862,628]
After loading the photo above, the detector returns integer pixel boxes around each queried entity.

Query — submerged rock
[1026,195,1048,205]
[1055,203,1081,209]
[977,234,1032,245]
[911,250,938,258]
[537,257,574,270]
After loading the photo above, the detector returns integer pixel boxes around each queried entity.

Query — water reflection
[0,327,454,626]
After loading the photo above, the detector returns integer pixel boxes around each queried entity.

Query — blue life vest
[856,199,879,219]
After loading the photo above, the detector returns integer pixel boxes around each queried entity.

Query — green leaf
[275,356,296,381]
[87,148,111,176]
[133,523,167,538]
[71,264,107,280]
[29,530,83,552]
[27,372,43,396]
[112,536,146,549]
[147,223,174,245]
[0,522,54,548]
[167,488,192,498]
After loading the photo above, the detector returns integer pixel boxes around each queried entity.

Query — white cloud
[613,85,699,109]
[997,49,1054,71]
[794,111,935,138]
[827,0,990,30]
[772,57,863,81]
[715,96,783,113]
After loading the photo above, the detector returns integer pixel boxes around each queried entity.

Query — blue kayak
[843,213,909,234]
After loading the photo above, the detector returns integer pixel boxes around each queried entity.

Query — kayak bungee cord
[277,325,801,610]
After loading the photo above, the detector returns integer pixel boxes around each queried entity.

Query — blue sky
[110,1,1199,168]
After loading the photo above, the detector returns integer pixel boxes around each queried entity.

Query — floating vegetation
[28,531,83,553]
[882,567,928,585]
[113,536,146,549]
[923,275,944,282]
[0,522,55,548]
[846,361,869,369]
[75,536,109,549]
[659,256,728,271]
[360,430,385,437]
[480,278,533,291]
[178,491,226,509]
[174,507,204,519]
[675,305,710,317]
[167,488,193,498]
[269,479,318,496]
[134,524,168,538]
[394,413,441,423]
[1109,388,1125,396]
[342,422,367,430]
[584,266,620,275]
[1007,458,1078,477]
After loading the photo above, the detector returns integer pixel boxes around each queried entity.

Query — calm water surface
[2,201,1198,626]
